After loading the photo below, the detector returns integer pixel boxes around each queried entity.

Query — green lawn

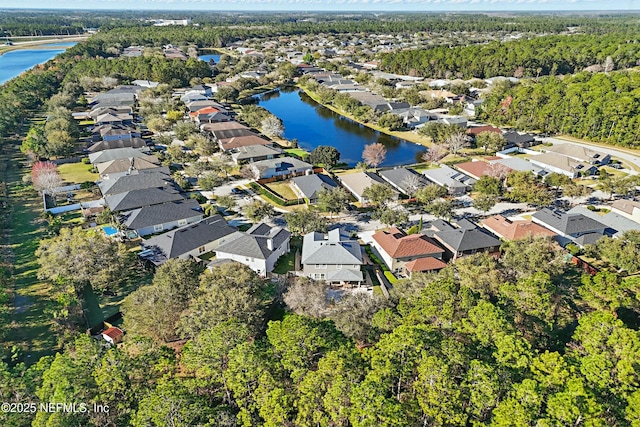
[57,162,98,184]
[285,148,309,159]
[273,236,301,274]
[1,139,58,364]
[265,181,299,200]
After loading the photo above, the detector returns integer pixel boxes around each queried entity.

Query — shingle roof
[422,165,475,189]
[143,215,237,261]
[532,209,607,235]
[291,174,338,200]
[121,199,202,230]
[326,269,364,282]
[105,187,184,212]
[378,168,429,195]
[455,161,508,180]
[338,171,390,198]
[220,135,270,150]
[301,230,362,265]
[96,156,161,176]
[567,206,640,238]
[87,138,148,153]
[89,147,151,165]
[98,172,174,197]
[251,157,313,174]
[231,144,284,162]
[405,257,447,272]
[434,228,501,252]
[481,215,557,240]
[372,227,443,258]
[215,224,291,260]
[611,199,640,216]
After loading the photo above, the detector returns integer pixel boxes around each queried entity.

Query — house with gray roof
[89,147,151,165]
[531,208,607,247]
[338,171,398,204]
[98,171,175,197]
[301,229,363,285]
[422,165,475,195]
[433,221,501,261]
[140,215,238,266]
[120,199,203,236]
[250,157,313,179]
[96,156,161,179]
[214,223,291,276]
[529,152,597,178]
[291,173,338,202]
[378,167,429,196]
[489,157,547,177]
[567,206,640,239]
[105,187,184,212]
[87,138,148,153]
[230,144,284,165]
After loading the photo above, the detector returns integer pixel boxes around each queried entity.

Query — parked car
[610,163,623,169]
[231,188,247,195]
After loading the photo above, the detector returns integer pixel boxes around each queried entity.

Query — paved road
[543,136,640,174]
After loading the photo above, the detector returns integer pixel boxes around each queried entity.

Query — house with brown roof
[610,199,640,223]
[481,215,557,241]
[102,326,124,345]
[371,227,445,276]
[455,160,512,180]
[466,125,502,139]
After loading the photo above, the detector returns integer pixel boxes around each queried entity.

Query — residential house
[94,111,135,126]
[98,171,175,197]
[105,187,184,212]
[132,80,159,88]
[347,92,394,112]
[214,223,291,276]
[339,171,398,203]
[120,199,203,237]
[529,152,597,178]
[231,144,284,165]
[220,135,271,152]
[378,167,429,196]
[503,131,537,148]
[371,227,445,276]
[140,215,238,265]
[466,125,502,140]
[91,124,140,142]
[422,165,475,195]
[250,157,313,179]
[610,199,640,223]
[96,156,161,179]
[455,160,512,180]
[101,327,124,345]
[392,108,434,129]
[437,116,467,128]
[433,221,502,261]
[301,229,364,285]
[87,138,148,153]
[542,145,610,165]
[291,173,339,202]
[531,208,607,247]
[567,206,640,238]
[89,147,151,165]
[481,215,557,241]
[488,157,547,177]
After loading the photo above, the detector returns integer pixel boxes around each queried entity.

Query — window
[177,219,187,226]
[153,224,164,232]
[198,246,206,254]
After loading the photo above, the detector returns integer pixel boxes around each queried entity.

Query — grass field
[285,148,309,159]
[273,236,301,274]
[265,181,299,200]
[1,139,58,363]
[57,162,98,184]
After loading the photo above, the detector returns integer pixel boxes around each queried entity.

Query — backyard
[273,236,301,274]
[265,181,300,200]
[57,161,98,184]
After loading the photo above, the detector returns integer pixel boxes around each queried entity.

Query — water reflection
[257,89,425,166]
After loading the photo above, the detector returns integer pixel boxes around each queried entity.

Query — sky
[0,0,637,12]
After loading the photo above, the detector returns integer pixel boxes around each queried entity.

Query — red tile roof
[481,215,556,240]
[455,161,494,179]
[405,257,447,272]
[372,227,443,258]
[467,125,502,137]
[189,106,222,117]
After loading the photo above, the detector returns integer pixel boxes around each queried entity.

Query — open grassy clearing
[265,181,299,200]
[57,162,98,184]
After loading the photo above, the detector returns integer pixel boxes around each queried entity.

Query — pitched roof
[142,215,238,262]
[422,165,475,189]
[201,121,248,133]
[87,138,148,153]
[301,229,363,265]
[610,199,640,215]
[454,161,503,180]
[98,171,174,196]
[291,174,338,200]
[543,144,608,163]
[339,171,389,198]
[481,215,557,240]
[372,227,443,258]
[466,125,502,137]
[567,206,640,238]
[231,144,284,162]
[105,187,184,212]
[220,134,271,150]
[434,227,501,252]
[121,199,202,230]
[326,269,364,282]
[532,208,607,235]
[405,257,447,272]
[102,327,124,341]
[529,152,594,174]
[89,147,151,165]
[96,156,161,176]
[377,168,429,195]
[251,156,313,173]
[216,223,291,260]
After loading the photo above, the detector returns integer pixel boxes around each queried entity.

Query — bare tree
[400,173,424,197]
[445,132,469,155]
[362,142,387,168]
[422,143,448,164]
[261,116,284,138]
[283,277,331,318]
[32,161,63,198]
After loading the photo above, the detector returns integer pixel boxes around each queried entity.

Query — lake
[0,43,75,85]
[257,88,426,167]
[199,53,222,63]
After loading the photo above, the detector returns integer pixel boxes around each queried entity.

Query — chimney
[266,238,273,251]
